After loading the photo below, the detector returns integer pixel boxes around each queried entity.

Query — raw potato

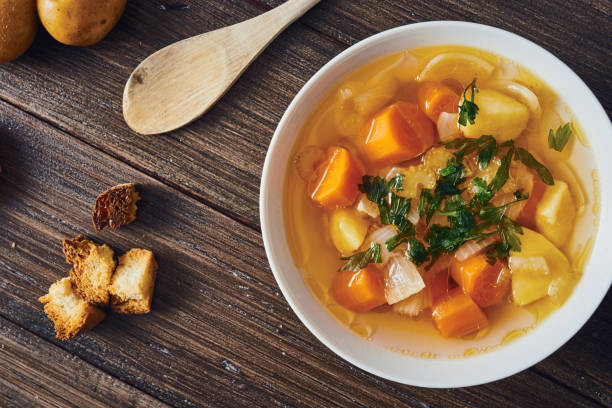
[460,89,529,141]
[37,0,127,46]
[535,180,576,248]
[0,0,37,64]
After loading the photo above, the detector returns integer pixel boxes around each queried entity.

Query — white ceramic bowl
[260,21,612,387]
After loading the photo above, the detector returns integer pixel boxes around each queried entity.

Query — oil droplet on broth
[502,328,531,345]
[420,351,439,359]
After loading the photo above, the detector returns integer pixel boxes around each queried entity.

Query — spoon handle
[271,0,321,26]
[247,0,321,44]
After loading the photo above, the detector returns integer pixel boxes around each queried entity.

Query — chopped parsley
[457,78,479,126]
[359,174,411,231]
[470,177,493,208]
[407,238,428,266]
[345,132,555,270]
[548,122,572,152]
[339,242,382,271]
[476,135,497,169]
[514,147,554,185]
[359,174,416,254]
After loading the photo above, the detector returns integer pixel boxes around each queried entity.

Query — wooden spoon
[123,0,320,135]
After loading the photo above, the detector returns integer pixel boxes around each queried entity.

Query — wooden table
[0,1,610,407]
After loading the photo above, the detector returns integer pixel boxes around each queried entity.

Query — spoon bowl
[123,0,319,135]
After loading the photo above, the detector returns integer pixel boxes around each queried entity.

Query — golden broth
[284,46,599,358]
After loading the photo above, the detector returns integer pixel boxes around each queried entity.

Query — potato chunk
[460,89,529,141]
[508,255,550,306]
[509,228,570,305]
[329,208,369,256]
[535,180,576,248]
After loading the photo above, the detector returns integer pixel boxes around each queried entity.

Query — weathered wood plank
[1,93,606,406]
[0,316,170,408]
[0,0,342,227]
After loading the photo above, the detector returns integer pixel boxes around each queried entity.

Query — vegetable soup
[284,46,599,357]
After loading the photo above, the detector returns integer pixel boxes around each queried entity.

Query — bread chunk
[63,234,116,306]
[109,249,157,314]
[92,183,140,232]
[39,277,106,340]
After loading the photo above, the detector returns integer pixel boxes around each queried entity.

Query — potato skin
[0,0,37,63]
[37,0,127,46]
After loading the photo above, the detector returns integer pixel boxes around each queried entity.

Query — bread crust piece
[63,234,116,306]
[39,277,106,340]
[92,183,140,232]
[110,249,157,314]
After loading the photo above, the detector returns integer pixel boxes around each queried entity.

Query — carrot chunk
[308,146,363,209]
[332,265,386,313]
[362,102,435,166]
[517,173,546,229]
[417,81,460,122]
[432,288,488,337]
[425,268,450,303]
[450,255,510,308]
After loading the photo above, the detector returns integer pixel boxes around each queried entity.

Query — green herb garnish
[488,146,514,195]
[548,122,572,152]
[352,132,554,270]
[417,188,441,225]
[477,135,497,169]
[470,177,493,208]
[339,242,382,271]
[360,174,417,254]
[407,237,428,266]
[514,147,554,185]
[457,78,479,126]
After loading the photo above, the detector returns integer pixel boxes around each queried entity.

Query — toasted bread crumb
[92,183,140,232]
[63,235,116,306]
[109,249,157,314]
[39,277,106,340]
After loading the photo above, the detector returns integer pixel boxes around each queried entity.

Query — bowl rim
[260,21,612,387]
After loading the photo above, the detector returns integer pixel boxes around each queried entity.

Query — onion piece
[384,254,426,305]
[385,166,404,180]
[293,146,325,181]
[437,112,461,141]
[407,201,420,225]
[488,79,542,119]
[392,288,432,316]
[364,225,397,264]
[355,194,379,219]
[454,234,499,262]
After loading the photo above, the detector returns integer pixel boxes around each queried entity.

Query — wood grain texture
[0,0,610,406]
[0,317,169,408]
[1,99,609,407]
[0,0,338,226]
